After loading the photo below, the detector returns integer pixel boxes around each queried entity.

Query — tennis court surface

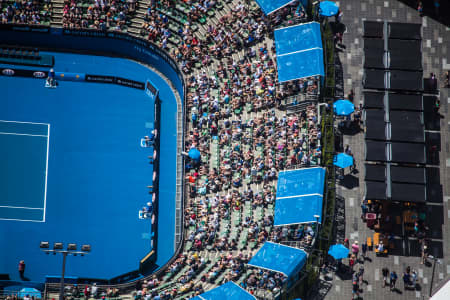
[0,52,177,282]
[0,120,49,222]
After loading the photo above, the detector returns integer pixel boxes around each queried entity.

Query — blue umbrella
[328,244,349,260]
[319,1,339,17]
[333,153,354,168]
[188,147,201,161]
[19,288,42,299]
[333,99,355,116]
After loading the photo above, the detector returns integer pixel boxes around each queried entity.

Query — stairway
[128,0,149,36]
[51,0,64,27]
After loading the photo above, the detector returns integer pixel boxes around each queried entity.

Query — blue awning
[275,195,323,225]
[275,22,324,82]
[191,281,256,300]
[254,0,296,15]
[274,167,326,226]
[248,242,308,278]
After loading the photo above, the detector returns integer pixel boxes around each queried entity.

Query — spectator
[351,241,359,259]
[382,267,389,287]
[390,271,397,291]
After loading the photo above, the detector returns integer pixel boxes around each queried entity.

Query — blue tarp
[274,168,325,226]
[248,242,308,278]
[192,281,255,300]
[254,0,295,15]
[275,22,324,82]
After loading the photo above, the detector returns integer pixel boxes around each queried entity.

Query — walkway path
[321,1,450,300]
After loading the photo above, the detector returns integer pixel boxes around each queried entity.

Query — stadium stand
[0,0,52,25]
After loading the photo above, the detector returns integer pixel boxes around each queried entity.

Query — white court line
[277,46,323,57]
[276,193,323,200]
[0,132,48,137]
[0,205,44,210]
[0,217,44,223]
[43,124,50,222]
[0,120,49,126]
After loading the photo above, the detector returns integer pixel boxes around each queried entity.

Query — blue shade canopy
[192,281,256,300]
[333,153,354,168]
[274,168,325,226]
[254,0,295,15]
[277,48,325,83]
[248,242,308,278]
[275,22,323,55]
[276,167,326,199]
[319,1,339,17]
[274,195,323,225]
[274,22,324,82]
[188,147,201,160]
[328,244,349,260]
[333,99,355,115]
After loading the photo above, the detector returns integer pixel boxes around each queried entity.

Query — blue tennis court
[0,120,49,222]
[0,52,178,281]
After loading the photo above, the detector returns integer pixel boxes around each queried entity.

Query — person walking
[411,269,418,289]
[18,260,25,280]
[349,254,356,272]
[390,271,398,291]
[344,238,350,250]
[361,241,368,261]
[358,266,365,285]
[351,241,359,260]
[382,267,389,287]
[402,271,411,290]
[352,280,360,299]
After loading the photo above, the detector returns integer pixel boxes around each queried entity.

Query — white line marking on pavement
[416,291,421,298]
[439,273,444,280]
[394,256,399,265]
[349,197,354,207]
[335,285,340,292]
[419,269,423,278]
[367,285,372,292]
[447,265,450,274]
[423,277,428,284]
[375,269,380,281]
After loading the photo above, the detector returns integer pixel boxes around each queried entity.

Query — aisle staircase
[51,0,64,27]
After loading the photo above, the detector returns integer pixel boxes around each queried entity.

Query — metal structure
[40,242,91,300]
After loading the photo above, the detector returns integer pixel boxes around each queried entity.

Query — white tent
[430,278,450,300]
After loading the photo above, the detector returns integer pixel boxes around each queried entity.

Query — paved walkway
[319,1,450,300]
